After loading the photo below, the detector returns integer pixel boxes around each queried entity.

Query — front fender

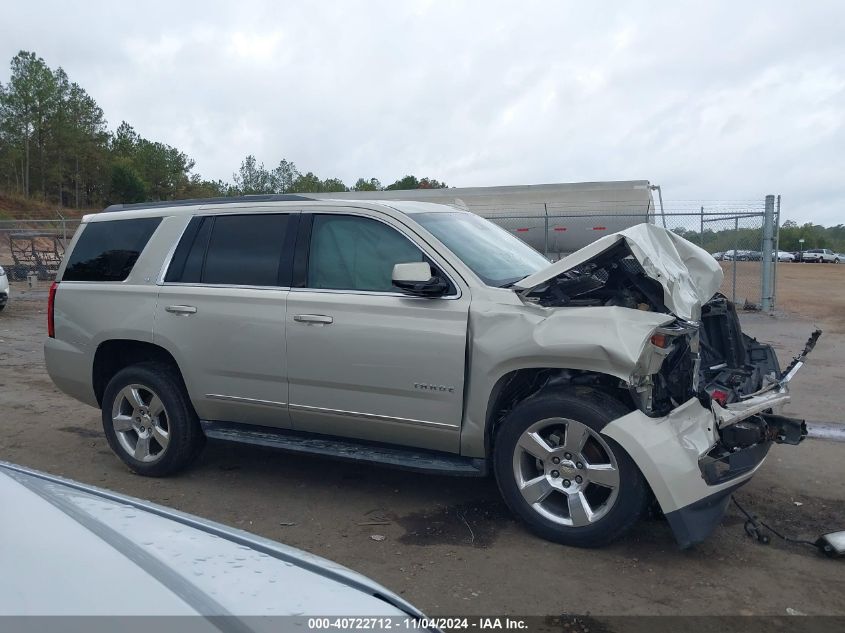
[461,301,675,457]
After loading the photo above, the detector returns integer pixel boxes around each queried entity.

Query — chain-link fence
[0,218,81,281]
[475,197,778,309]
[0,197,780,309]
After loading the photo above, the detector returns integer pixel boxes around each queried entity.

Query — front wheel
[101,362,205,476]
[493,387,649,547]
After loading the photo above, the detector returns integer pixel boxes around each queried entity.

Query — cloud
[1,0,843,224]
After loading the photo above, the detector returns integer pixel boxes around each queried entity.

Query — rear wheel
[494,387,649,547]
[102,362,205,476]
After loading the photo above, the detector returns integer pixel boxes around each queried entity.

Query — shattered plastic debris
[370,534,386,542]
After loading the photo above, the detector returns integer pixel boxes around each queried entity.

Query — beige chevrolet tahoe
[44,195,816,548]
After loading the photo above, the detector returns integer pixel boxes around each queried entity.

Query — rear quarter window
[63,218,162,282]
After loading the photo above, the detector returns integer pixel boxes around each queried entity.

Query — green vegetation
[776,220,845,252]
[674,220,845,254]
[0,50,447,208]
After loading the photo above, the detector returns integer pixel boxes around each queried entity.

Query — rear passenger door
[154,212,297,428]
[285,210,470,453]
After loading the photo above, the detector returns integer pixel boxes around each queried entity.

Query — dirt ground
[1,267,844,620]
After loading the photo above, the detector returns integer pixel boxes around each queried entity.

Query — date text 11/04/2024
[306,617,528,630]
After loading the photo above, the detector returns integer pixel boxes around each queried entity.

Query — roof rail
[103,194,314,213]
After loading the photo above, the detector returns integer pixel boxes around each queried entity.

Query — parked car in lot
[776,251,795,262]
[0,460,427,619]
[722,249,752,261]
[0,265,8,311]
[710,251,724,261]
[44,196,814,548]
[800,248,840,263]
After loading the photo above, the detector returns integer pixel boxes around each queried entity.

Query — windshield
[413,211,549,287]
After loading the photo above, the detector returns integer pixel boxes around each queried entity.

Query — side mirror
[392,262,449,297]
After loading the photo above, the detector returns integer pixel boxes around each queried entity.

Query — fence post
[772,195,781,309]
[700,206,704,247]
[761,195,775,311]
[543,203,549,257]
[57,209,67,242]
[732,217,739,303]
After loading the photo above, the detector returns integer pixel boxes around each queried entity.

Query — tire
[0,303,5,312]
[493,387,649,547]
[101,362,205,477]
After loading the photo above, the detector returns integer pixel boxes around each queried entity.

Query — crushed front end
[623,297,819,547]
[514,224,819,547]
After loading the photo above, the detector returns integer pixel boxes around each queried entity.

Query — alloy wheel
[512,417,620,527]
[111,384,170,462]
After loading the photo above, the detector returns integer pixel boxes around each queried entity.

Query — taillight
[48,281,58,338]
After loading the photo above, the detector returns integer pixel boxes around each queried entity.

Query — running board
[201,421,487,477]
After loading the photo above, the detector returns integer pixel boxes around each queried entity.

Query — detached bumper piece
[668,413,808,548]
[699,414,807,486]
[762,413,807,445]
[664,484,745,550]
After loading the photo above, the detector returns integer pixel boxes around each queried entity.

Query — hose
[731,496,817,548]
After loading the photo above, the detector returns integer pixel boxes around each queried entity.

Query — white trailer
[309,180,659,255]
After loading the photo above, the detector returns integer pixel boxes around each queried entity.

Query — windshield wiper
[498,275,529,289]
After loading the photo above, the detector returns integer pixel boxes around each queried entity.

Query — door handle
[165,305,197,315]
[293,314,333,325]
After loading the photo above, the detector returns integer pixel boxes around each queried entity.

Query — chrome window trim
[162,282,291,292]
[289,286,459,300]
[289,403,458,430]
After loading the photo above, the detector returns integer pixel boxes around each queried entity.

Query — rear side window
[166,214,292,287]
[63,218,161,282]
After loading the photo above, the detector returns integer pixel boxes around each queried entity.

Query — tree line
[0,50,446,209]
[674,220,845,254]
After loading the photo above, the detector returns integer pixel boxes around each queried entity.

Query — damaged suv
[44,196,816,548]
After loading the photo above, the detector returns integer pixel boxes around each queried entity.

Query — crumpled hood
[514,223,724,321]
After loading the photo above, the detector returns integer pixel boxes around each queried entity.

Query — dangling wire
[731,496,817,548]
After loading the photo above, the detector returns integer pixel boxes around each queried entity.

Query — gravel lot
[1,276,843,619]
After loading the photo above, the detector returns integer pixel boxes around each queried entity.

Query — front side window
[413,211,549,287]
[63,217,161,282]
[166,214,290,286]
[307,215,424,292]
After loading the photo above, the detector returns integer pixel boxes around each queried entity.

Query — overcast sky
[2,1,843,224]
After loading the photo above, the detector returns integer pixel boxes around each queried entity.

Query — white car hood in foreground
[0,462,420,620]
[514,223,724,321]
